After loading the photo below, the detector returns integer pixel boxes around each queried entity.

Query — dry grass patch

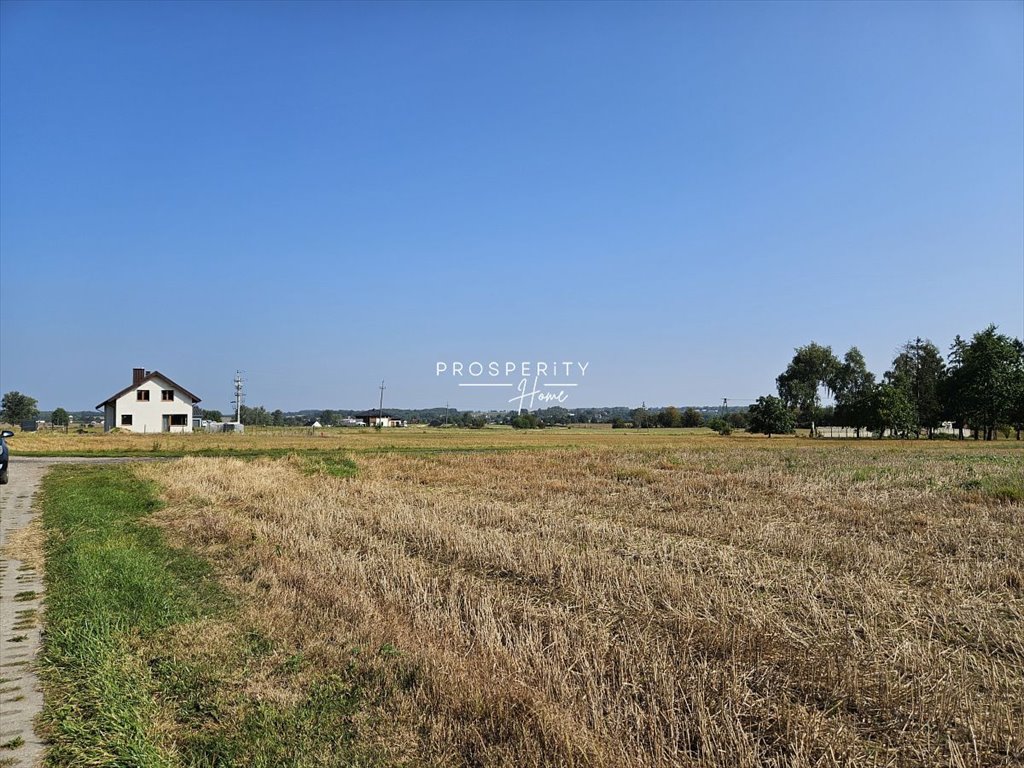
[2,518,45,572]
[139,441,1024,767]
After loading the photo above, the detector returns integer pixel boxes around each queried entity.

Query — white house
[356,411,406,427]
[97,368,201,433]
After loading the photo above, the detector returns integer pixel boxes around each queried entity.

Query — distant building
[97,367,201,433]
[355,411,406,427]
[200,419,244,433]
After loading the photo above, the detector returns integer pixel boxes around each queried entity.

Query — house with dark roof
[97,368,201,433]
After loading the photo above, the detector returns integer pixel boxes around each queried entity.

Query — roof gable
[97,370,202,409]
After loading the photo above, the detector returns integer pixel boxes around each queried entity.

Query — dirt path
[0,457,150,767]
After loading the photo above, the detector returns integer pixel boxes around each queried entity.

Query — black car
[0,430,13,484]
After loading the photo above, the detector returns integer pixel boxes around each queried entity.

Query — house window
[137,390,150,401]
[121,414,133,426]
[161,390,174,401]
[169,414,188,426]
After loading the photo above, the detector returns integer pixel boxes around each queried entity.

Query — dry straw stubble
[140,441,1024,767]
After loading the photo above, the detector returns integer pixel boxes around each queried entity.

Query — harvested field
[124,439,1024,767]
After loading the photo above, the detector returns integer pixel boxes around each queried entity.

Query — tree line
[619,406,749,433]
[748,324,1024,439]
[3,324,1019,438]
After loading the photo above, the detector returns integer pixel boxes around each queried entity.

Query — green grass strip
[38,465,227,767]
[37,463,393,767]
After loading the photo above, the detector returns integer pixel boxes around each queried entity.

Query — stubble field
[23,430,1024,767]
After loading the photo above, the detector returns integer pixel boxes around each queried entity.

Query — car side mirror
[1,431,13,438]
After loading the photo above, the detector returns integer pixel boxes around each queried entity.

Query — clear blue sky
[1,0,1021,413]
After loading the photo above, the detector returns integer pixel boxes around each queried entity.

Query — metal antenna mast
[233,371,245,423]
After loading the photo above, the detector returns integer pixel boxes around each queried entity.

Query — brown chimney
[133,368,145,384]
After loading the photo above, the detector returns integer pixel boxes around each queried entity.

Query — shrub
[706,418,732,436]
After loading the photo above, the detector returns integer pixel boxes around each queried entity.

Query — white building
[356,411,406,427]
[97,368,201,433]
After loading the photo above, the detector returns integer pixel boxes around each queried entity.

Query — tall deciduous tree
[942,335,970,439]
[833,347,876,438]
[658,406,681,428]
[1,391,39,424]
[1010,339,1024,441]
[953,325,1023,440]
[871,382,915,438]
[51,407,70,427]
[727,410,750,430]
[886,338,945,437]
[630,407,651,428]
[776,343,841,436]
[680,407,703,428]
[748,395,794,437]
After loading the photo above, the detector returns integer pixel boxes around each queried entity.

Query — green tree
[1009,341,1024,440]
[833,347,876,438]
[954,325,1023,440]
[51,407,70,428]
[871,382,915,438]
[271,409,285,427]
[706,417,731,435]
[658,406,681,428]
[200,409,223,423]
[886,338,945,437]
[1,391,39,424]
[630,407,653,428]
[941,335,970,439]
[747,395,795,437]
[511,412,540,429]
[239,404,271,426]
[680,407,703,428]
[913,340,946,435]
[319,410,337,426]
[535,407,571,425]
[776,343,841,435]
[726,410,750,430]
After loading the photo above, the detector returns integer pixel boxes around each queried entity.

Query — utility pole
[378,380,386,422]
[444,401,449,426]
[721,397,728,419]
[233,371,245,423]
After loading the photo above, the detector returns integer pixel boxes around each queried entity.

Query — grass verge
[40,465,221,765]
[38,463,388,767]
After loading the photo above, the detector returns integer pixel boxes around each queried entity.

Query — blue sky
[1,1,1021,412]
